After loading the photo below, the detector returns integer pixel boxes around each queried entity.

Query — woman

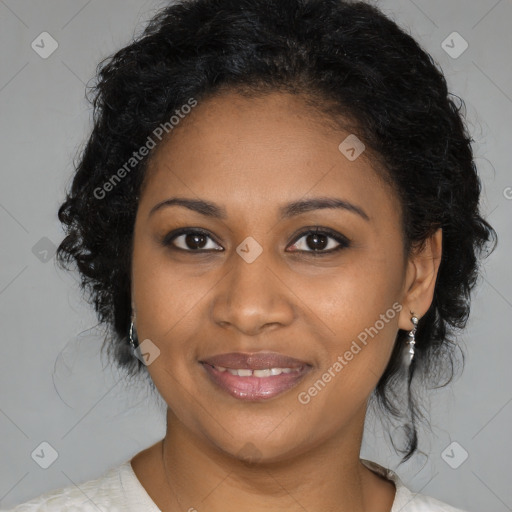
[6,0,496,510]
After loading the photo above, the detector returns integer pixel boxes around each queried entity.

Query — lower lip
[200,363,311,401]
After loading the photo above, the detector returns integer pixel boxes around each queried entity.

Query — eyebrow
[148,196,370,222]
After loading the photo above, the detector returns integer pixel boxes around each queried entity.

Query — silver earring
[129,319,138,352]
[404,313,418,366]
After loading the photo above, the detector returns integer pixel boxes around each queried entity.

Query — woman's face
[131,91,439,462]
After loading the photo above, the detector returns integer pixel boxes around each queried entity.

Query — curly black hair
[56,0,497,463]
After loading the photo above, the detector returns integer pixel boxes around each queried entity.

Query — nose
[210,247,295,336]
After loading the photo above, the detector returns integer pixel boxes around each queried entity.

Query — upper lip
[200,352,310,370]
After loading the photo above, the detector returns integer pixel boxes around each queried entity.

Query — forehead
[140,91,399,224]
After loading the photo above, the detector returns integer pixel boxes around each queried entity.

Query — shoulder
[2,462,128,512]
[360,459,468,512]
[395,489,469,512]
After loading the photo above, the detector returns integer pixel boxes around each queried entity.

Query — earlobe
[398,228,443,330]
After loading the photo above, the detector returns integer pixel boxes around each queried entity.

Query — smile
[214,365,302,376]
[200,362,312,401]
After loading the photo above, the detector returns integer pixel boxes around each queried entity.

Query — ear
[398,228,443,331]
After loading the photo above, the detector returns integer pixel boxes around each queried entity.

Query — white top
[2,458,468,511]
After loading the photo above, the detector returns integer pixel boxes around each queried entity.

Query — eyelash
[160,226,351,256]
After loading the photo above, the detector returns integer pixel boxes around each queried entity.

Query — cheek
[297,302,401,427]
[130,230,215,395]
[304,246,403,384]
[131,228,196,332]
[131,237,202,407]
[305,246,400,328]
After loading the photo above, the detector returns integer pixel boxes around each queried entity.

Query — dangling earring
[129,315,138,352]
[404,313,418,366]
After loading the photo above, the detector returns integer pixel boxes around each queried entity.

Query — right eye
[161,228,224,252]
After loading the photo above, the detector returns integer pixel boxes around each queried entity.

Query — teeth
[227,368,252,376]
[254,369,272,377]
[214,366,302,377]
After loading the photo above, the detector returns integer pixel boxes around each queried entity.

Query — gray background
[0,0,511,510]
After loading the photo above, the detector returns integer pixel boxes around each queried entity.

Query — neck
[152,405,395,512]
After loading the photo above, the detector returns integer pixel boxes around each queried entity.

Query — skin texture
[130,91,442,511]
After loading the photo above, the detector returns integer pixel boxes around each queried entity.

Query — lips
[200,351,309,370]
[199,351,312,401]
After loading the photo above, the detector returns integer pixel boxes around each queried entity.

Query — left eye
[287,228,350,254]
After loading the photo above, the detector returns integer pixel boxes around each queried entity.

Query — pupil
[307,233,327,250]
[186,233,206,249]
